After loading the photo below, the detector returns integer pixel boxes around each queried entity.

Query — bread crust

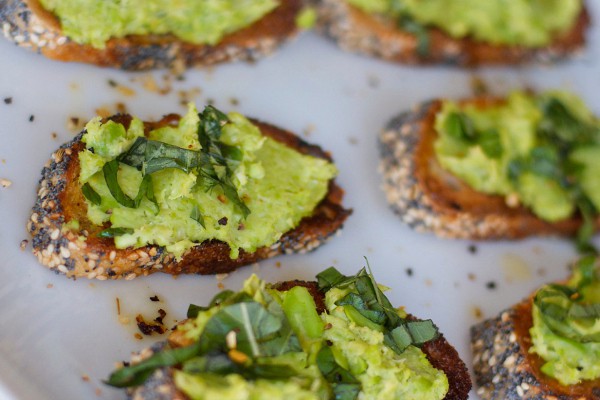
[314,0,590,66]
[28,114,351,280]
[1,0,303,70]
[378,98,598,240]
[124,280,471,400]
[471,296,600,399]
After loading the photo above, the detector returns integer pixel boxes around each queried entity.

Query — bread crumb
[134,333,143,340]
[472,306,483,319]
[119,316,131,325]
[95,388,102,396]
[51,132,57,139]
[425,278,432,287]
[20,239,28,250]
[216,273,229,281]
[505,193,520,208]
[0,178,12,188]
[468,273,476,281]
[501,253,531,283]
[81,374,90,382]
[67,117,85,133]
[217,282,225,290]
[46,283,54,289]
[470,75,489,96]
[348,136,358,145]
[95,107,111,118]
[303,124,316,137]
[116,297,121,315]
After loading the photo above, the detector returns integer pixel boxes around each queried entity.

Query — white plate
[1,5,600,399]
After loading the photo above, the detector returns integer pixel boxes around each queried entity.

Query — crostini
[378,91,600,248]
[107,265,471,399]
[0,0,304,69]
[28,104,350,279]
[314,0,590,66]
[471,256,600,399]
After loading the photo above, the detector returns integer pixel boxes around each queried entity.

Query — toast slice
[471,272,600,399]
[117,278,471,400]
[1,0,303,70]
[378,98,596,240]
[28,113,351,280]
[314,0,590,66]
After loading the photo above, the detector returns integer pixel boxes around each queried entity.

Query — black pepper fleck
[149,295,160,302]
[29,115,35,122]
[468,244,478,254]
[218,217,228,226]
[3,97,12,105]
[108,79,118,87]
[486,281,497,290]
[405,268,413,277]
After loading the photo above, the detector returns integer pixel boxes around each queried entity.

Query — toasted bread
[314,0,590,66]
[377,98,598,240]
[123,280,471,400]
[28,114,351,280]
[471,293,600,399]
[0,0,303,70]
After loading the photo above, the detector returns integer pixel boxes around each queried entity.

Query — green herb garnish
[445,112,504,159]
[93,105,249,219]
[507,97,600,254]
[317,346,361,400]
[316,262,439,354]
[97,227,134,238]
[81,183,101,206]
[534,256,600,343]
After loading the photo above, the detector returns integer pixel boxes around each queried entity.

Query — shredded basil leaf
[98,227,134,238]
[81,183,102,206]
[445,112,503,159]
[535,258,600,343]
[321,264,439,354]
[317,346,361,400]
[190,205,205,228]
[106,341,202,388]
[197,106,251,218]
[396,14,430,57]
[102,159,137,208]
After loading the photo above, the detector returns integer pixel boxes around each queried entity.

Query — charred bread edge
[314,0,590,66]
[28,116,351,280]
[124,280,471,400]
[470,301,600,399]
[377,99,592,240]
[1,0,303,70]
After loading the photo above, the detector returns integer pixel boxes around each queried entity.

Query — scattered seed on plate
[0,178,12,188]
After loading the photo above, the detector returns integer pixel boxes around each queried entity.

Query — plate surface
[1,5,599,399]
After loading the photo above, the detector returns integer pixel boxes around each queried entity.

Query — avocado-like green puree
[346,0,581,47]
[434,91,600,223]
[322,288,449,400]
[529,260,600,385]
[39,0,279,48]
[173,274,448,400]
[78,104,336,259]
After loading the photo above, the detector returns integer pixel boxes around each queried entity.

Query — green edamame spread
[529,256,600,385]
[39,0,279,48]
[347,0,581,47]
[78,104,336,259]
[434,91,600,248]
[107,267,449,399]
